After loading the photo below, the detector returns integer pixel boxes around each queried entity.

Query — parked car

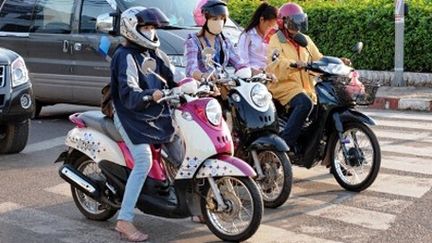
[0,48,34,154]
[0,0,241,117]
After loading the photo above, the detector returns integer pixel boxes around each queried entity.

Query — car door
[69,0,116,105]
[27,0,76,104]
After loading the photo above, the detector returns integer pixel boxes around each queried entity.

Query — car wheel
[0,120,30,154]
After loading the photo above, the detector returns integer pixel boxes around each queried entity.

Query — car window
[80,0,114,33]
[30,0,74,34]
[0,0,37,32]
[119,0,236,28]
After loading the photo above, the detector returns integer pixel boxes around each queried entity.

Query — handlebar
[156,94,180,104]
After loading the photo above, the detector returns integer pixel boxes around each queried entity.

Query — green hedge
[228,0,432,72]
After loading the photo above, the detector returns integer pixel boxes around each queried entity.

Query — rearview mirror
[352,42,364,54]
[96,13,114,34]
[293,33,308,48]
[201,47,216,67]
[141,57,157,75]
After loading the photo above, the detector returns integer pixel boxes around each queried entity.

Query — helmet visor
[136,7,170,28]
[286,13,308,32]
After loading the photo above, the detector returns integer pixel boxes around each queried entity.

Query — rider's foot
[115,220,148,242]
[191,215,206,224]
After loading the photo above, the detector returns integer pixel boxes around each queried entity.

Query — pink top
[237,28,269,70]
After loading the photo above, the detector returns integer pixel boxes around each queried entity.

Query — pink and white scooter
[55,58,263,242]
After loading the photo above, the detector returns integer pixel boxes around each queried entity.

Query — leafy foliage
[228,0,432,72]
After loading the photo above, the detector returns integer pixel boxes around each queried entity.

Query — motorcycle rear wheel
[201,176,263,242]
[70,154,118,221]
[330,122,381,192]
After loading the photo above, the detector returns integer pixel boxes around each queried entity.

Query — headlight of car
[11,57,29,88]
[206,99,222,126]
[251,83,271,107]
[168,55,185,67]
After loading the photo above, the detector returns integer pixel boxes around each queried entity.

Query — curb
[370,97,432,111]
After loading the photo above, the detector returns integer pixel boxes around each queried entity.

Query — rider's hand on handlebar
[268,73,278,83]
[295,60,307,68]
[200,72,216,82]
[212,85,221,97]
[152,90,164,102]
[340,57,352,66]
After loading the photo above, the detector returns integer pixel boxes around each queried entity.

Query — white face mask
[207,19,224,35]
[139,27,156,41]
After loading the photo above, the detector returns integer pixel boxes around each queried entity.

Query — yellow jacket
[266,31,323,106]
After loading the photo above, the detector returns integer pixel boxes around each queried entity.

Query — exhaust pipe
[59,164,101,199]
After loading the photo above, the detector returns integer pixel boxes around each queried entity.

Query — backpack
[101,83,113,118]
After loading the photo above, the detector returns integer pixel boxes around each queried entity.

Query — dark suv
[0,0,241,116]
[0,48,34,153]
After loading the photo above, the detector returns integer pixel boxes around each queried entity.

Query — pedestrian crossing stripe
[293,167,432,198]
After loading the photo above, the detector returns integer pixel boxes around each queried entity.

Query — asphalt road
[1,104,432,243]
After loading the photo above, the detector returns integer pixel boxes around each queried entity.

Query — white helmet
[120,7,169,50]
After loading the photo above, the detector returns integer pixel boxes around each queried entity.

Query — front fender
[247,134,289,152]
[64,127,126,166]
[339,110,376,126]
[194,155,256,179]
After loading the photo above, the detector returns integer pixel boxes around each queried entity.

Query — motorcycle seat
[78,111,122,142]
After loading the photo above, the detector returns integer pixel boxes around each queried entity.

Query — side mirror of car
[96,13,114,34]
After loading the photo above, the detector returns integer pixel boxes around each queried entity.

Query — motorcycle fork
[332,113,350,159]
[251,150,265,180]
[208,177,228,212]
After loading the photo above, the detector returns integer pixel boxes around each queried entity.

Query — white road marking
[23,136,66,153]
[381,155,432,175]
[0,202,117,243]
[293,167,432,198]
[44,183,71,197]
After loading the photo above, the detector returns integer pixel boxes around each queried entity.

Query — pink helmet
[194,0,207,26]
[193,0,228,26]
[278,2,308,32]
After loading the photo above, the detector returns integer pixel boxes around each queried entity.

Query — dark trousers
[280,93,313,148]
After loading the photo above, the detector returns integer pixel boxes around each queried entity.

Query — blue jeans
[280,93,313,148]
[114,114,152,222]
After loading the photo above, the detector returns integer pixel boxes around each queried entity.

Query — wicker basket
[333,77,379,106]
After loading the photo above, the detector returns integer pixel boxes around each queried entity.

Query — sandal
[191,215,206,224]
[115,221,149,242]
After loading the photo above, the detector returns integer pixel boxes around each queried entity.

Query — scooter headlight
[206,99,222,126]
[251,83,271,107]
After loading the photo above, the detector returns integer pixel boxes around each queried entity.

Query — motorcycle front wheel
[330,122,381,192]
[255,151,292,208]
[70,154,118,221]
[201,176,263,242]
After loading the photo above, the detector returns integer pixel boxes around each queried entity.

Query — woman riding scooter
[110,7,175,241]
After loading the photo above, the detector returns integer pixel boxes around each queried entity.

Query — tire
[32,101,43,118]
[70,154,118,221]
[330,122,381,192]
[201,177,263,242]
[255,151,292,208]
[0,120,30,154]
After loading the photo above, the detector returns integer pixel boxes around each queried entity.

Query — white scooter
[55,58,263,242]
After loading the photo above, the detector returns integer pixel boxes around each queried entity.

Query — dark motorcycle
[202,48,292,208]
[274,34,381,191]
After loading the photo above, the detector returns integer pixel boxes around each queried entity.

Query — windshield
[119,0,237,28]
